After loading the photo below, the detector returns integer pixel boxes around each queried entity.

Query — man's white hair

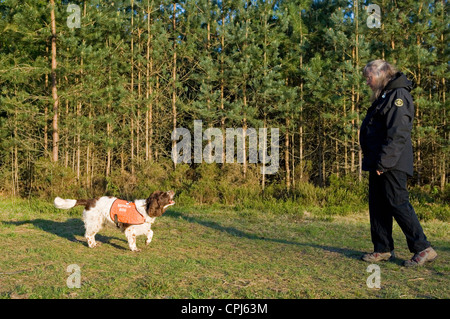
[363,60,398,101]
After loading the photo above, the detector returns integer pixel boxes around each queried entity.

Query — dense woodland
[0,0,448,205]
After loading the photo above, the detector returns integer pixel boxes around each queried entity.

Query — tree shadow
[3,219,128,250]
[165,210,364,261]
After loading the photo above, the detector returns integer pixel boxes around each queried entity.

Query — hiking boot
[361,251,395,262]
[403,247,437,267]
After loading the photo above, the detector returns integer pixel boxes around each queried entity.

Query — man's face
[365,72,378,91]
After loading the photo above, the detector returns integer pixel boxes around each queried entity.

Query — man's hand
[376,170,383,175]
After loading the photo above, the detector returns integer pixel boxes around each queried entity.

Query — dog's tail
[54,197,78,209]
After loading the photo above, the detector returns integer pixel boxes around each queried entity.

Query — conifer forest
[0,0,448,206]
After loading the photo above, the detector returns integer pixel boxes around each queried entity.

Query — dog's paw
[87,238,101,248]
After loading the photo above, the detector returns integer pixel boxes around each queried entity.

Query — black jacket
[359,72,415,176]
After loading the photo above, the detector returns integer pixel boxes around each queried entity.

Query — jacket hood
[384,72,414,92]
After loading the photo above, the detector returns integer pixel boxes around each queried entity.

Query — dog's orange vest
[109,199,145,225]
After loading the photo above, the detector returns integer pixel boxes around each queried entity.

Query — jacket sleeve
[376,90,413,172]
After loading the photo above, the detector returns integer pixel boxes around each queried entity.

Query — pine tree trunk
[50,0,59,162]
[76,53,83,181]
[441,0,447,190]
[207,10,213,164]
[299,10,304,182]
[172,3,177,169]
[77,100,81,180]
[130,0,135,175]
[12,99,18,196]
[343,57,348,175]
[351,79,355,174]
[106,40,112,177]
[137,26,142,168]
[242,7,249,179]
[415,3,423,185]
[262,7,267,191]
[285,118,291,190]
[146,0,153,162]
[242,114,247,178]
[354,0,362,182]
[318,118,323,186]
[292,128,295,188]
[44,44,49,155]
[220,5,226,166]
[65,99,69,167]
[441,76,447,190]
[107,117,111,177]
[86,108,93,189]
[262,116,266,192]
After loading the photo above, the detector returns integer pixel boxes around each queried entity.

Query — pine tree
[0,0,448,198]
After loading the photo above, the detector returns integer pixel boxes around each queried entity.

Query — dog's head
[146,190,175,217]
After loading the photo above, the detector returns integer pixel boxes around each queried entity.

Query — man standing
[359,60,437,267]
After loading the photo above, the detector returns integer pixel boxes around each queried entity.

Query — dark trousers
[368,170,430,253]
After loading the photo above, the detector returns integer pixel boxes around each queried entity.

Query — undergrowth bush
[29,158,79,199]
[2,159,448,221]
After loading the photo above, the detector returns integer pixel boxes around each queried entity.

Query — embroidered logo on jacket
[394,98,404,107]
[110,199,145,225]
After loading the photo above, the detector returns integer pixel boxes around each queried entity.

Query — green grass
[0,197,448,299]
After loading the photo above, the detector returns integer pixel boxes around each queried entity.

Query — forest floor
[0,198,448,299]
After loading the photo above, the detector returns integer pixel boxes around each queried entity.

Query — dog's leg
[85,234,98,248]
[125,228,140,252]
[85,227,101,248]
[146,229,154,246]
[84,211,103,248]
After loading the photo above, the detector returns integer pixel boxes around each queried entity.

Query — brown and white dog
[54,191,175,251]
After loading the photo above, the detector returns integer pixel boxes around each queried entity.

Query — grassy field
[0,197,448,299]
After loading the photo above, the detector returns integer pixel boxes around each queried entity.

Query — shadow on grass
[3,219,128,250]
[165,210,365,261]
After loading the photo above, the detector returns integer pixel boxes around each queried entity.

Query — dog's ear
[146,191,163,217]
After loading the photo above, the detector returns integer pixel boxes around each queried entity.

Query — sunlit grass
[0,198,448,299]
